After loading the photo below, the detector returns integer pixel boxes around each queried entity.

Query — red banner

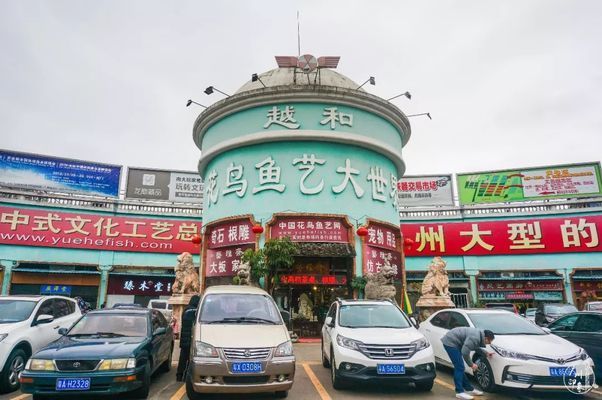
[0,206,200,253]
[402,215,602,256]
[270,216,349,243]
[207,219,255,249]
[279,274,347,286]
[477,280,563,292]
[205,244,255,277]
[363,221,402,279]
[107,275,174,296]
[573,281,602,291]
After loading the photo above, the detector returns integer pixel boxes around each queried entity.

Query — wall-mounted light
[387,91,412,101]
[356,76,376,90]
[186,99,207,108]
[204,86,230,97]
[251,73,267,88]
[406,112,432,120]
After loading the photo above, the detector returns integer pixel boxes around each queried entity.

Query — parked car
[321,299,435,391]
[535,303,578,326]
[187,285,294,399]
[0,295,81,393]
[20,307,174,399]
[419,309,594,392]
[583,301,602,311]
[148,299,173,321]
[547,311,602,376]
[524,308,537,323]
[484,303,517,314]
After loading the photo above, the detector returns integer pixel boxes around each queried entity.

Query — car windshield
[150,302,166,310]
[545,304,578,314]
[0,299,37,323]
[586,302,602,311]
[199,294,282,325]
[68,314,148,337]
[339,304,411,329]
[468,312,546,335]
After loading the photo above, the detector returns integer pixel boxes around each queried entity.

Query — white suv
[321,299,436,391]
[0,295,81,393]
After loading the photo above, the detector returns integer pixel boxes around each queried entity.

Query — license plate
[377,364,405,375]
[56,378,91,391]
[230,362,263,374]
[549,367,576,377]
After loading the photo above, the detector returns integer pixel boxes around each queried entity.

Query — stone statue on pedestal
[416,256,455,321]
[168,252,200,338]
[236,260,251,285]
[364,256,397,300]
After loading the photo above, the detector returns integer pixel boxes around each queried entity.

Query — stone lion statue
[236,260,251,285]
[420,256,450,297]
[364,257,397,300]
[172,252,200,295]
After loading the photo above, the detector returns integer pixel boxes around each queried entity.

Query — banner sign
[108,275,173,296]
[279,274,348,286]
[0,206,201,253]
[533,292,564,301]
[573,281,602,291]
[125,168,203,203]
[397,175,454,206]
[363,221,402,279]
[402,215,602,256]
[457,163,602,205]
[0,149,121,197]
[207,219,255,249]
[270,216,349,243]
[40,285,72,296]
[478,280,563,292]
[205,244,255,277]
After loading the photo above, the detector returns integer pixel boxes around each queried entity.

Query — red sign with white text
[270,216,349,243]
[207,220,254,249]
[363,222,402,279]
[0,206,200,253]
[402,215,602,256]
[205,244,255,277]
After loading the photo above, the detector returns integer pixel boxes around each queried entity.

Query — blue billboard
[0,149,121,197]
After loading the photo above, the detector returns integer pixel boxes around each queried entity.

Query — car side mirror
[58,328,68,336]
[280,310,291,327]
[34,314,54,326]
[325,316,334,328]
[410,316,419,328]
[153,327,167,336]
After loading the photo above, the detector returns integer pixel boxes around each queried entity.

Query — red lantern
[356,226,369,237]
[403,237,414,249]
[191,234,202,245]
[252,224,264,234]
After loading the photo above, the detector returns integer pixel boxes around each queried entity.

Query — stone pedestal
[168,294,194,339]
[415,295,456,322]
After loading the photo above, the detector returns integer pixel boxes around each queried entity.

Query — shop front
[571,268,602,309]
[106,271,175,307]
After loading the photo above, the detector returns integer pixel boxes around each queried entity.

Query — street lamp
[356,76,376,90]
[251,73,267,88]
[186,99,207,108]
[406,112,432,120]
[387,91,412,101]
[204,86,230,97]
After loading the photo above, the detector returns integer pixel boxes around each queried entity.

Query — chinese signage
[457,163,602,205]
[205,218,257,277]
[478,281,563,292]
[397,175,454,206]
[573,281,602,291]
[263,105,353,130]
[363,221,402,279]
[205,244,255,277]
[0,206,201,253]
[402,216,602,256]
[40,285,72,295]
[270,216,349,243]
[107,275,173,296]
[207,219,255,249]
[279,274,347,286]
[0,149,121,197]
[126,168,203,204]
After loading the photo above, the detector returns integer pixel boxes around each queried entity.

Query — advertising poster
[125,167,203,203]
[397,175,454,206]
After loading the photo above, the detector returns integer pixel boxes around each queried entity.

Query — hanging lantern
[356,226,369,237]
[191,234,202,245]
[252,224,264,234]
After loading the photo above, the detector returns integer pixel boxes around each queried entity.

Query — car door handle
[53,325,60,329]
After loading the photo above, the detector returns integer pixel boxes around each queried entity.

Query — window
[53,299,73,318]
[154,311,168,328]
[431,312,451,329]
[36,299,54,317]
[326,304,337,320]
[339,304,410,329]
[574,315,602,333]
[549,314,579,331]
[449,312,469,329]
[151,311,162,332]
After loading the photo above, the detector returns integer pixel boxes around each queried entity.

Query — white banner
[522,165,600,198]
[397,175,454,206]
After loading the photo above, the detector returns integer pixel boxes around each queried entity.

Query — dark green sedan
[20,307,174,399]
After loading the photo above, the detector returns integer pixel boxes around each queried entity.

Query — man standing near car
[441,327,495,400]
[176,295,200,382]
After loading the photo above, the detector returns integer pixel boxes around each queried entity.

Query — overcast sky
[1,0,601,176]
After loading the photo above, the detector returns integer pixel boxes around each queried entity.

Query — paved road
[2,343,600,400]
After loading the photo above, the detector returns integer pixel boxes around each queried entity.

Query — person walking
[441,327,495,400]
[176,295,200,382]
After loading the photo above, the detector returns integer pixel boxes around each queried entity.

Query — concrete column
[557,268,573,304]
[465,270,479,306]
[1,260,17,295]
[97,265,114,308]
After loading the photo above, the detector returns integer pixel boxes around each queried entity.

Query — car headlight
[194,341,218,358]
[99,358,136,370]
[27,359,56,371]
[274,341,293,357]
[491,344,529,360]
[412,338,430,351]
[336,335,361,351]
[0,333,7,343]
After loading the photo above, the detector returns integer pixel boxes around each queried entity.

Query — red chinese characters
[270,217,349,243]
[279,274,347,286]
[0,206,200,253]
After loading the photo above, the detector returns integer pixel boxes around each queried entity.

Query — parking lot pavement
[2,343,601,400]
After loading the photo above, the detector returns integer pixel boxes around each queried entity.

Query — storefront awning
[295,242,356,258]
[15,268,100,275]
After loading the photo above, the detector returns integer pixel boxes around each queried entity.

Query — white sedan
[419,309,595,392]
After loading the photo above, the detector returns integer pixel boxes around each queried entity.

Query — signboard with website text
[0,149,121,197]
[457,163,602,205]
[0,206,201,253]
[126,167,203,203]
[270,216,349,243]
[402,216,602,256]
[363,221,402,279]
[397,175,454,206]
[107,275,173,296]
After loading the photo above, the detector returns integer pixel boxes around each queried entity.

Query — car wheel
[130,361,151,399]
[186,368,202,400]
[0,348,27,394]
[474,357,497,392]
[330,349,345,390]
[414,379,434,391]
[321,337,330,368]
[275,390,289,398]
[159,343,173,373]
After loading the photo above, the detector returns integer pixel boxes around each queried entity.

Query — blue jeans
[444,344,474,393]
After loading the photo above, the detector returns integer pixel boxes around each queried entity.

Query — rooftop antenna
[297,11,301,56]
